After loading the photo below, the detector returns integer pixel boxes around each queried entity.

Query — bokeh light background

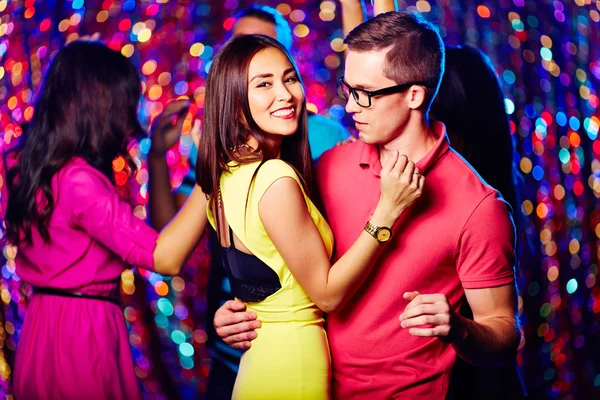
[0,0,599,398]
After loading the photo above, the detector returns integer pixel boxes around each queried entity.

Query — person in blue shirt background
[148,5,349,400]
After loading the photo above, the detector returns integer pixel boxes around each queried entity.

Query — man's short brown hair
[344,11,445,113]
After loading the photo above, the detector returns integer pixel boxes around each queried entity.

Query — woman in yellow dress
[193,34,424,399]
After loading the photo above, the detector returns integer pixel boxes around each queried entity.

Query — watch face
[376,228,392,242]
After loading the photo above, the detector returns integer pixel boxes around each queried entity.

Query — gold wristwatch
[364,221,393,243]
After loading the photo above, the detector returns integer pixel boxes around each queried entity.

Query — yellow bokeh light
[553,185,565,201]
[158,72,172,86]
[138,28,152,43]
[58,19,70,32]
[521,200,533,216]
[142,60,157,76]
[7,96,17,110]
[1,289,10,305]
[132,22,146,35]
[547,266,559,282]
[540,35,552,48]
[96,10,109,23]
[540,228,552,245]
[121,44,134,58]
[568,239,580,255]
[69,13,82,26]
[276,4,292,16]
[320,10,335,22]
[416,0,431,12]
[320,1,336,11]
[508,12,521,22]
[519,157,532,173]
[190,43,205,57]
[330,38,346,52]
[293,24,310,38]
[148,84,163,101]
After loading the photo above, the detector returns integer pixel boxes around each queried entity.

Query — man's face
[232,16,278,40]
[343,49,410,145]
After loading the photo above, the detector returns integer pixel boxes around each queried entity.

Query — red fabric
[316,121,515,400]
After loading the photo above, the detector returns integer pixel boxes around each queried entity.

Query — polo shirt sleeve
[456,192,516,289]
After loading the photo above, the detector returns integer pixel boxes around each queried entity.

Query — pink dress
[10,157,159,400]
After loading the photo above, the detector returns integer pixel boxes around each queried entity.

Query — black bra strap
[228,226,236,250]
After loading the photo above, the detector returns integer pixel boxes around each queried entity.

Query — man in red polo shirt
[213,11,520,400]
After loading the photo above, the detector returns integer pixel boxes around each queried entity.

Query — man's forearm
[147,153,179,230]
[452,314,520,366]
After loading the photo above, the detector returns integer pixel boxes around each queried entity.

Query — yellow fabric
[207,159,334,400]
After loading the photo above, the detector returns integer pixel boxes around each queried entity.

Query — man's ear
[407,85,426,110]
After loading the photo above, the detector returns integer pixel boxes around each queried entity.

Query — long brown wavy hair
[196,34,312,240]
[5,41,142,245]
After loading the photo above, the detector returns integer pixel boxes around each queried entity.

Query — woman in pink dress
[4,41,208,399]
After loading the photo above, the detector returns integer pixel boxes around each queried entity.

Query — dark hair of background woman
[5,41,143,245]
[431,45,518,212]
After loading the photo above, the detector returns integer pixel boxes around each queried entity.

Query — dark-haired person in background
[215,11,520,399]
[147,5,348,399]
[3,41,210,400]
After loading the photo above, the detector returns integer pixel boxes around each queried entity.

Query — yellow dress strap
[207,159,333,275]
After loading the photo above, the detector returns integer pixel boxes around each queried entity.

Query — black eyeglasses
[338,77,429,108]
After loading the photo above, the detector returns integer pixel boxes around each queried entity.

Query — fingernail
[400,321,406,328]
[254,321,261,328]
[249,332,257,339]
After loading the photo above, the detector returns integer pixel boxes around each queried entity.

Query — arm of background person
[339,0,398,38]
[339,0,366,37]
[373,0,397,15]
[148,111,200,230]
[148,152,179,230]
[146,101,209,275]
